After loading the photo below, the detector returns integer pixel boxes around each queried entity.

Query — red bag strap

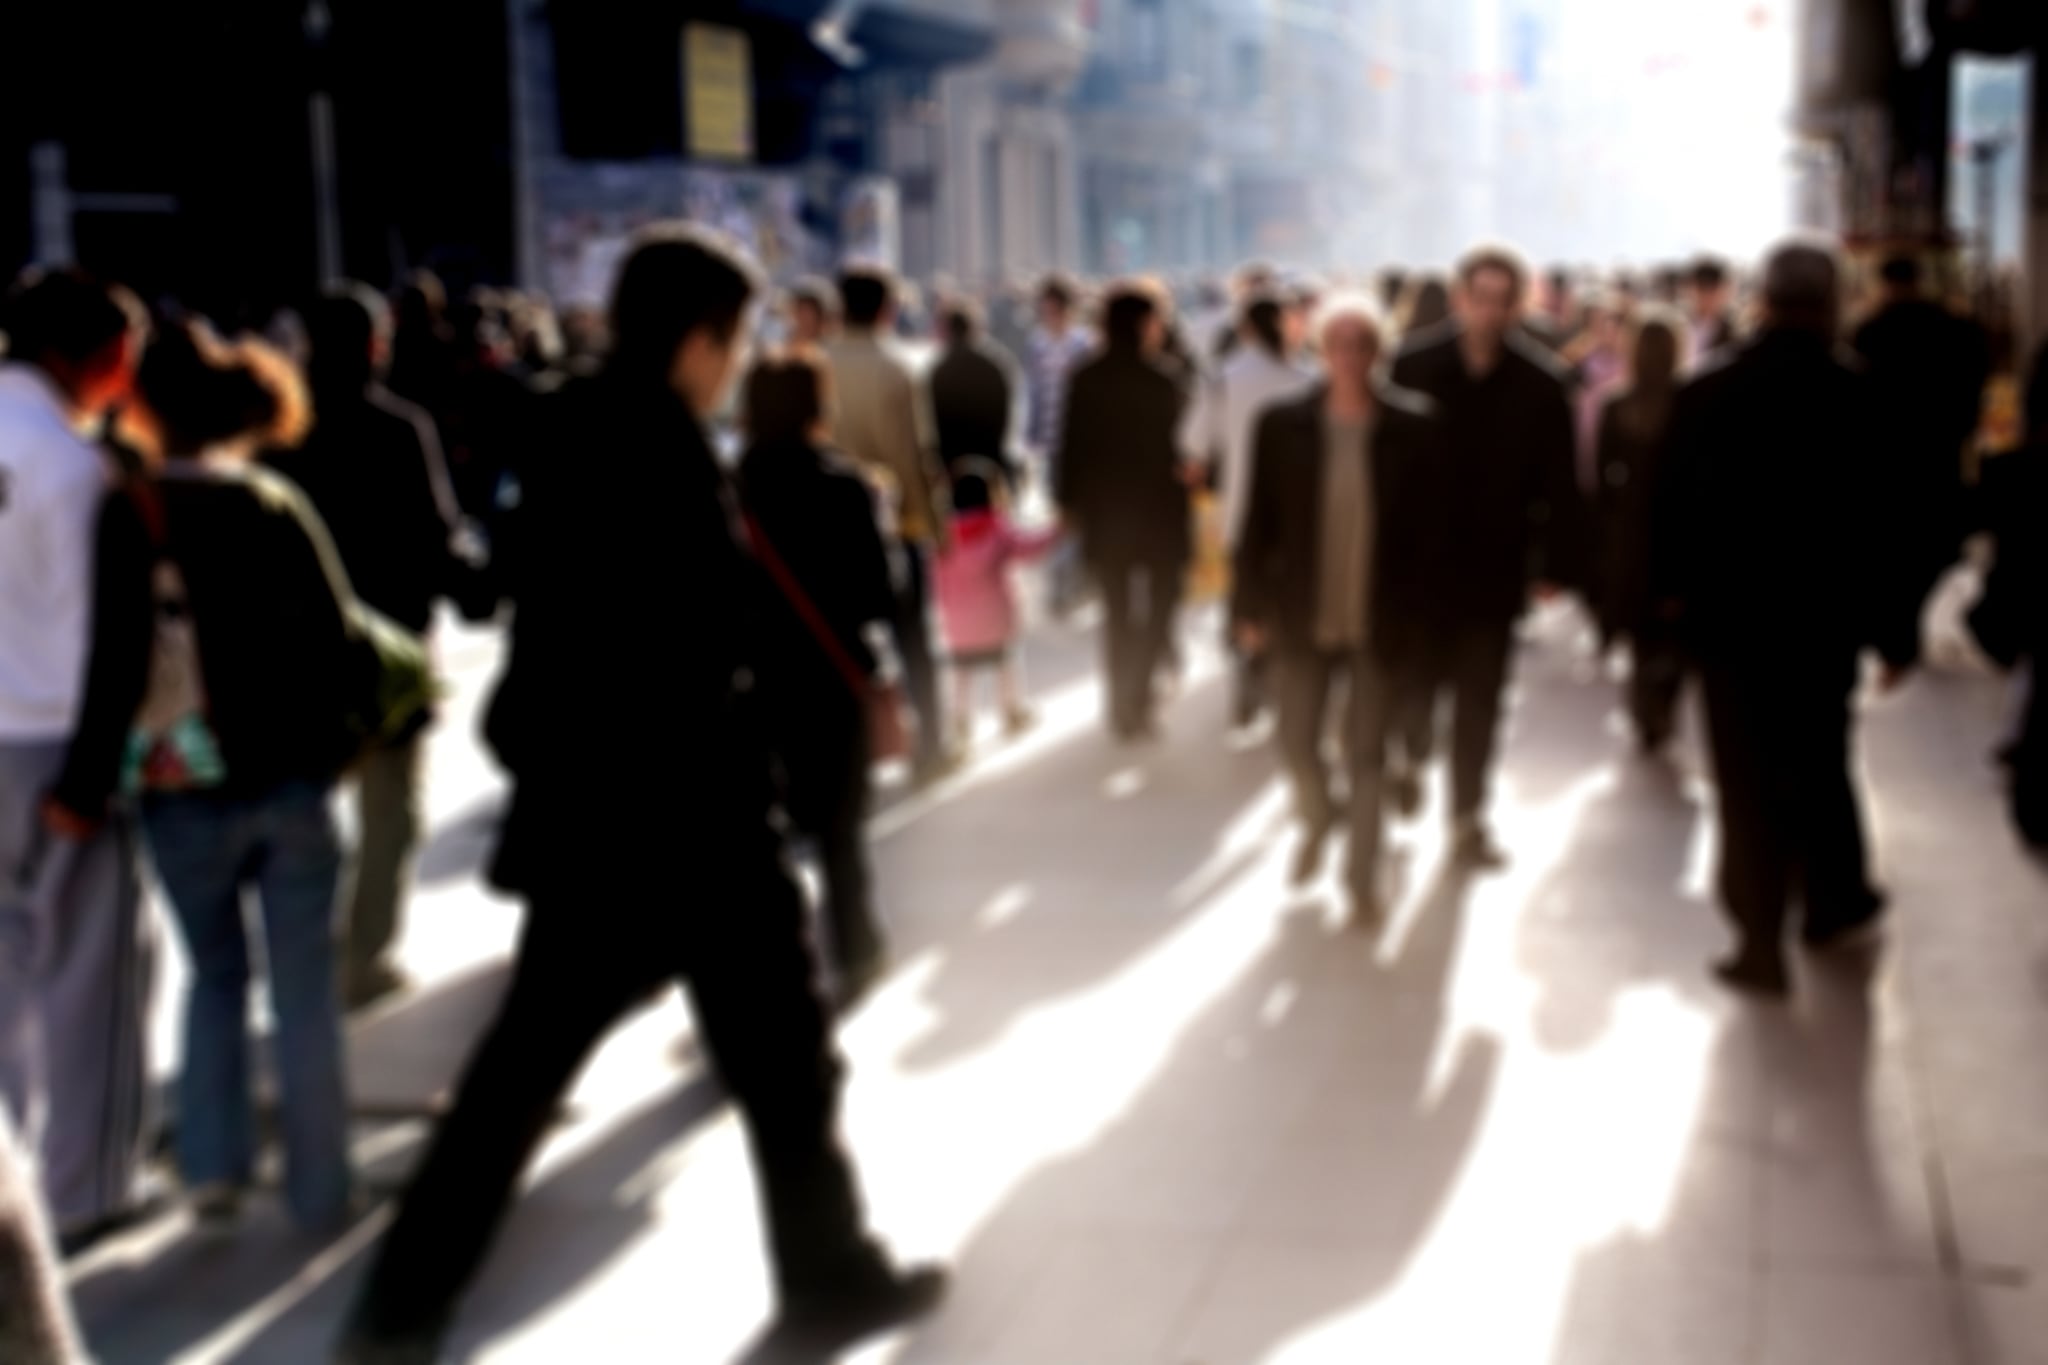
[742,513,871,702]
[127,477,169,551]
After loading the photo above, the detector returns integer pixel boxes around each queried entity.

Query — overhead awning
[843,3,997,69]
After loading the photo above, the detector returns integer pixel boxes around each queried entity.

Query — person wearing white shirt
[0,268,153,1250]
[1179,293,1316,727]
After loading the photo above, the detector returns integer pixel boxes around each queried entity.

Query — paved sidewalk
[68,606,2048,1364]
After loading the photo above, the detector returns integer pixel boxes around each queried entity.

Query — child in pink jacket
[934,460,1063,746]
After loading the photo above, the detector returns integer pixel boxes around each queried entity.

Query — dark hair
[136,318,309,458]
[838,266,896,329]
[741,347,828,448]
[1038,272,1079,311]
[1690,257,1730,291]
[1456,245,1529,305]
[1616,310,1684,442]
[1399,274,1452,335]
[2,268,143,370]
[1547,265,1573,296]
[949,457,1006,514]
[1879,254,1922,289]
[1377,269,1408,312]
[1242,293,1287,359]
[1103,284,1157,352]
[608,223,760,379]
[304,281,391,394]
[942,298,982,347]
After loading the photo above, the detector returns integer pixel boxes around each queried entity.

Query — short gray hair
[1761,237,1840,329]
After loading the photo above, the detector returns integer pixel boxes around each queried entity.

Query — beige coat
[823,333,950,547]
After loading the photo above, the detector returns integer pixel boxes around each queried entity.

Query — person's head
[1544,265,1576,319]
[1316,294,1386,396]
[393,270,447,336]
[1879,254,1923,302]
[1,268,147,418]
[608,222,762,415]
[1037,272,1078,331]
[1231,261,1276,302]
[1582,291,1626,353]
[789,277,839,346]
[1377,268,1409,314]
[1103,282,1162,356]
[838,265,897,334]
[1653,265,1685,305]
[1398,274,1452,337]
[1240,293,1288,360]
[949,457,1008,516]
[1454,245,1528,343]
[740,346,831,448]
[1759,238,1841,336]
[125,317,310,462]
[1627,308,1685,393]
[1689,256,1732,319]
[941,297,983,349]
[303,281,393,394]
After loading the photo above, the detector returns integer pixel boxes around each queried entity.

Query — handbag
[743,513,912,763]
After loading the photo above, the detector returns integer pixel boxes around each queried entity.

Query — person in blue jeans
[61,318,363,1233]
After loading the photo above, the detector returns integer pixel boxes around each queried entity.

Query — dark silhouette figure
[1654,241,1921,996]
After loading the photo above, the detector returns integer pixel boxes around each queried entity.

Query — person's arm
[1053,368,1089,518]
[47,493,154,825]
[1231,409,1286,644]
[1647,383,1703,617]
[1529,372,1590,595]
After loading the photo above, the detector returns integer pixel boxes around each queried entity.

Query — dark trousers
[782,712,882,975]
[892,545,945,769]
[347,824,879,1339]
[1274,649,1393,899]
[1405,619,1515,825]
[1627,624,1687,751]
[1697,659,1878,954]
[1094,552,1183,736]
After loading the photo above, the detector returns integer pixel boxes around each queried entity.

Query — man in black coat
[267,283,467,1010]
[1390,247,1586,869]
[1056,284,1191,741]
[1654,240,1921,997]
[929,298,1021,489]
[1852,254,1990,598]
[1233,298,1444,923]
[335,226,942,1365]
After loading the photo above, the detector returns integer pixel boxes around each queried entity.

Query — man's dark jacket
[1054,347,1189,567]
[1230,383,1446,669]
[1390,321,1587,624]
[1651,329,1921,680]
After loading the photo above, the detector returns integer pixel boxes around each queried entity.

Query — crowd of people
[0,217,2039,1363]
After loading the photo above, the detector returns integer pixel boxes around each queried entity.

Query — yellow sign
[685,23,753,163]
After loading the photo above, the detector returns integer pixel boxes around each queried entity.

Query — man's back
[930,342,1013,469]
[1057,351,1188,561]
[1659,332,1913,667]
[824,333,941,544]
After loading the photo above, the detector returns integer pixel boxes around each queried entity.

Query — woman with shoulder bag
[738,347,903,1007]
[56,319,372,1234]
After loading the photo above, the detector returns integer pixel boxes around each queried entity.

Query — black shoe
[332,1325,445,1365]
[775,1264,949,1353]
[1290,821,1333,889]
[1801,893,1888,951]
[346,960,412,1013]
[1452,824,1508,872]
[1387,770,1422,821]
[1711,951,1791,998]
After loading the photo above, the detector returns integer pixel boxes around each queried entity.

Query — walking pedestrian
[79,319,362,1232]
[739,348,900,1006]
[1179,292,1317,729]
[0,268,155,1251]
[825,265,956,785]
[1391,245,1586,868]
[1654,240,1921,996]
[788,277,840,350]
[1592,309,1688,752]
[1232,297,1444,923]
[266,283,467,1011]
[1056,283,1193,742]
[934,458,1064,747]
[929,298,1022,488]
[335,226,943,1364]
[1025,274,1095,617]
[1684,256,1740,366]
